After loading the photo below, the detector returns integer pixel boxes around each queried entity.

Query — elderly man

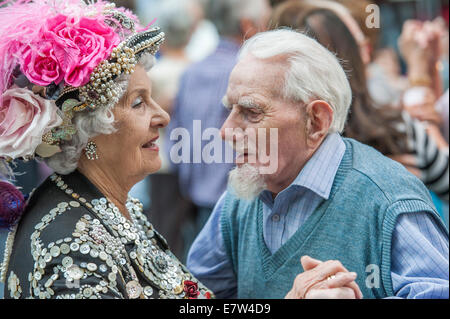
[187,29,449,299]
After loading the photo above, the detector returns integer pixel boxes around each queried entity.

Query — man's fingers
[300,255,322,271]
[326,272,364,299]
[301,256,351,273]
[345,282,363,299]
[314,260,348,281]
[306,287,356,299]
[332,287,357,299]
[292,258,363,299]
[326,272,356,288]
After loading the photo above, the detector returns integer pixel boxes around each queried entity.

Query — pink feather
[0,0,143,104]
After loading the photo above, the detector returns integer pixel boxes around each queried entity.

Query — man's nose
[220,115,235,142]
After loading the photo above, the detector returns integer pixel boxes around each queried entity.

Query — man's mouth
[236,151,256,165]
[142,136,159,151]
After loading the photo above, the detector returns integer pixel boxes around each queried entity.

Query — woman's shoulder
[4,176,96,298]
[16,176,92,244]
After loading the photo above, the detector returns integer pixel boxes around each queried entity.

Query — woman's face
[93,65,170,183]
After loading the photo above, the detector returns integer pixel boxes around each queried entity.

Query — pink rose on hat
[43,14,121,87]
[21,41,64,87]
[0,87,62,159]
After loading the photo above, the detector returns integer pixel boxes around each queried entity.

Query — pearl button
[272,214,280,222]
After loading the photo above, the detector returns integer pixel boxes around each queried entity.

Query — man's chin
[228,164,267,201]
[236,161,256,168]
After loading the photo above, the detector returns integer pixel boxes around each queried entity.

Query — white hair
[208,0,269,37]
[238,29,352,134]
[45,54,155,175]
[228,164,267,200]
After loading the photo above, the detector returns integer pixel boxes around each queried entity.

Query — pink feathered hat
[0,0,164,164]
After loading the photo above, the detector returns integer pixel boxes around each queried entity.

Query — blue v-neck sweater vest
[220,138,448,298]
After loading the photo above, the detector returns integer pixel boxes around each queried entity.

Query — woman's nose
[151,102,170,128]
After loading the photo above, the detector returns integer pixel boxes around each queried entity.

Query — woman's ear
[305,100,334,148]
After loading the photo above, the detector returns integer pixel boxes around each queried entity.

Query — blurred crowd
[3,0,449,265]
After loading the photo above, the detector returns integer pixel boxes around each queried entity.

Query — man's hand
[285,256,363,299]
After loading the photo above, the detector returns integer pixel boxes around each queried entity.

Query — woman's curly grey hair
[45,53,155,175]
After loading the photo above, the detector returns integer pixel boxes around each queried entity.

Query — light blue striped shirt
[187,133,449,299]
[259,133,345,253]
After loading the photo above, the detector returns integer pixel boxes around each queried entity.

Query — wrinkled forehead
[119,65,152,105]
[227,54,289,102]
[128,64,151,87]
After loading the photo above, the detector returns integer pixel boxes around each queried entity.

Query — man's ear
[305,100,333,148]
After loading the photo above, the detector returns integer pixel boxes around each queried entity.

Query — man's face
[220,54,312,194]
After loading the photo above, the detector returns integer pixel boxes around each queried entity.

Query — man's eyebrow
[222,96,264,111]
[237,97,263,110]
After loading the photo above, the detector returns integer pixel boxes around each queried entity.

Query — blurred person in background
[397,17,449,222]
[426,17,448,144]
[269,0,289,8]
[146,0,199,260]
[271,0,449,210]
[328,0,449,222]
[399,18,449,142]
[328,0,449,145]
[435,89,449,144]
[150,0,197,115]
[136,0,219,63]
[327,0,406,107]
[332,0,449,132]
[367,47,409,107]
[184,0,219,62]
[166,0,272,263]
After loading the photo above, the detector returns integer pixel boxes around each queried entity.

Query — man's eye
[244,108,263,122]
[246,108,262,117]
[132,97,144,108]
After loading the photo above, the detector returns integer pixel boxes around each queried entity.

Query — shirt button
[272,214,280,222]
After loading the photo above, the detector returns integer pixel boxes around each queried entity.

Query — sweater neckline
[256,140,354,279]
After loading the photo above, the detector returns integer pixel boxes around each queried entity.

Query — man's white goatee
[228,163,267,200]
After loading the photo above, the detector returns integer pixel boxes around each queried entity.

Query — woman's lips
[142,136,159,151]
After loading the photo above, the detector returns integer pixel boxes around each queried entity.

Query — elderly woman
[0,0,212,299]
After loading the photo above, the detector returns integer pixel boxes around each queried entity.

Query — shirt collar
[260,133,346,204]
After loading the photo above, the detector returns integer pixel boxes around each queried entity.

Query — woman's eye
[132,97,144,108]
